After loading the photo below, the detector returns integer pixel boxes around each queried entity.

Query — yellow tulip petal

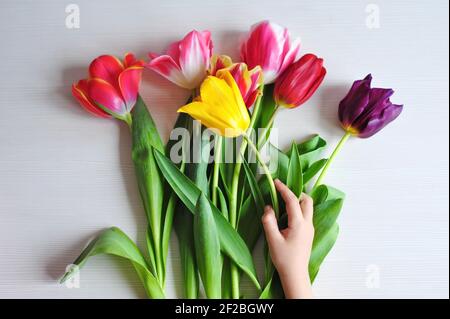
[177,70,250,138]
[178,101,241,137]
[200,76,235,109]
[217,71,250,132]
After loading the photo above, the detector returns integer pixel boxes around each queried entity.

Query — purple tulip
[338,74,403,138]
[313,74,403,189]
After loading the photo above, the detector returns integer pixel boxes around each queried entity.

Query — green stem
[228,87,264,299]
[257,105,279,149]
[124,113,133,127]
[312,132,351,190]
[243,133,279,218]
[211,135,222,206]
[229,91,263,227]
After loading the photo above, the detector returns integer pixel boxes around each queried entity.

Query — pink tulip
[72,53,144,121]
[241,21,301,84]
[147,30,213,89]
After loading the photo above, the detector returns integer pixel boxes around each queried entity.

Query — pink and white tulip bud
[147,30,213,90]
[240,21,301,84]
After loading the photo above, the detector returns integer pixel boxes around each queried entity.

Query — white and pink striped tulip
[240,21,301,84]
[147,30,213,90]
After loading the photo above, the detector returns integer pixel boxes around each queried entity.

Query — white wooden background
[0,0,448,298]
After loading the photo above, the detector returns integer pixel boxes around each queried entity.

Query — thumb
[262,206,283,247]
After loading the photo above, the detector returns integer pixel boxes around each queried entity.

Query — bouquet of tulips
[62,21,402,299]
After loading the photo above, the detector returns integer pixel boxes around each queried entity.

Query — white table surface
[0,0,448,298]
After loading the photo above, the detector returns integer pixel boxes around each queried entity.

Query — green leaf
[132,95,164,153]
[286,143,303,197]
[174,205,199,299]
[60,227,164,299]
[259,273,284,299]
[238,196,261,250]
[145,226,158,277]
[216,187,229,220]
[194,194,222,298]
[303,159,327,185]
[153,148,261,290]
[238,157,265,252]
[308,184,345,282]
[267,143,289,181]
[221,258,232,299]
[241,156,265,218]
[296,135,327,170]
[166,112,200,299]
[254,85,277,147]
[131,97,165,281]
[187,130,210,195]
[310,224,339,282]
[219,137,236,197]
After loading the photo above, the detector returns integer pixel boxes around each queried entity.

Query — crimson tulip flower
[72,53,144,123]
[274,53,326,108]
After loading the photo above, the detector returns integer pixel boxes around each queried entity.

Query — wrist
[278,265,310,282]
[278,268,312,299]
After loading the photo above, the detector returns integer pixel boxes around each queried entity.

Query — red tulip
[274,54,326,108]
[72,53,144,122]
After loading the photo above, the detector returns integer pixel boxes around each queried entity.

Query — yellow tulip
[177,70,250,137]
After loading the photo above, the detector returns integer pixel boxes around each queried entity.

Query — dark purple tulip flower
[313,74,403,189]
[338,74,403,138]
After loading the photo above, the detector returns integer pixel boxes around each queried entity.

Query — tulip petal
[297,59,326,105]
[118,66,143,112]
[338,74,372,128]
[279,37,301,76]
[354,87,394,126]
[178,72,250,137]
[178,101,228,135]
[179,30,212,89]
[217,71,250,132]
[124,52,144,68]
[210,55,233,75]
[72,80,110,118]
[244,66,263,107]
[243,21,283,82]
[358,103,403,138]
[88,78,126,116]
[200,75,238,115]
[147,55,190,88]
[89,55,124,89]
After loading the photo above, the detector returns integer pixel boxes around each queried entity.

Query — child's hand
[262,179,315,299]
